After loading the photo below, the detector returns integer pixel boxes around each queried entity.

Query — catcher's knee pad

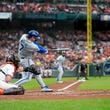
[4,86,25,95]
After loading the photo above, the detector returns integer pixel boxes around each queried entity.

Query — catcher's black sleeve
[24,65,41,75]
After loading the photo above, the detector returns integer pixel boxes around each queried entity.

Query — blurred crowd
[0,30,110,74]
[0,2,110,14]
[0,0,110,77]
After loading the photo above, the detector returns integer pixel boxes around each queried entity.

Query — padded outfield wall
[52,61,110,77]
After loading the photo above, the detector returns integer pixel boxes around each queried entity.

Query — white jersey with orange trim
[0,63,18,90]
[0,63,15,81]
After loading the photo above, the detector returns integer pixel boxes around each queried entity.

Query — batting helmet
[28,30,40,39]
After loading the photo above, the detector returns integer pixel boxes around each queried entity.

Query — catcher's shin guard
[0,88,4,95]
[4,86,25,95]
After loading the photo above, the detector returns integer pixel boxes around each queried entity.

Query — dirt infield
[0,80,110,100]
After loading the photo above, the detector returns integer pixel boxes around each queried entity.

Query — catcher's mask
[6,54,20,67]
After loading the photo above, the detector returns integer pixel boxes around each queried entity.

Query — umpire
[77,59,88,80]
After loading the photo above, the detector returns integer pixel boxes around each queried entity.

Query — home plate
[52,90,76,95]
[52,91,65,95]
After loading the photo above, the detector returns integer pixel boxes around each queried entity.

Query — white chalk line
[57,78,86,92]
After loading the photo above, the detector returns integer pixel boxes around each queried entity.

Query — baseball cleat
[41,86,53,92]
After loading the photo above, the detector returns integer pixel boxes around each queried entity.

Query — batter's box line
[57,78,86,92]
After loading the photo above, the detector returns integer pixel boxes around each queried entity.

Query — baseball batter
[15,30,53,92]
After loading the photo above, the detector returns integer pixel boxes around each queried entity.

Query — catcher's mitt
[24,65,41,75]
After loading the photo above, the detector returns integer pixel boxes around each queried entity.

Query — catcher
[0,54,39,95]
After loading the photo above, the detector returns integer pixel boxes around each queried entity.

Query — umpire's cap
[28,30,40,39]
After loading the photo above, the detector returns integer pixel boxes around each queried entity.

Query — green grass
[13,76,110,91]
[79,76,110,90]
[12,77,74,90]
[2,76,110,110]
[12,76,110,90]
[0,99,110,110]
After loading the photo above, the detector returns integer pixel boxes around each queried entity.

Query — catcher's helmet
[6,54,20,64]
[28,30,40,39]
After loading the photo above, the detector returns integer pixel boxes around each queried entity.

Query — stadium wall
[52,62,110,77]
